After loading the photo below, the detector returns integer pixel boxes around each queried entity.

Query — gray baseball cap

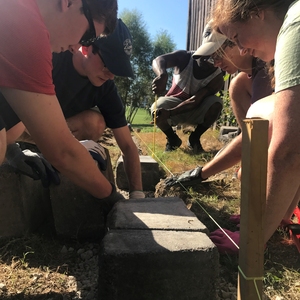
[93,19,134,78]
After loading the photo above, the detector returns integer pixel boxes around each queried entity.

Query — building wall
[186,0,232,92]
[186,0,216,51]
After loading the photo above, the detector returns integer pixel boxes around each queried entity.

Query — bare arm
[152,50,190,95]
[168,72,224,116]
[202,95,275,181]
[112,126,143,192]
[229,72,252,128]
[264,86,300,242]
[201,134,242,179]
[2,88,112,199]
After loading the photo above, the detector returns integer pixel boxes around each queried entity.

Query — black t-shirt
[0,52,127,130]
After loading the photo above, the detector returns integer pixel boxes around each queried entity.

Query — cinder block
[99,229,219,300]
[116,155,160,191]
[0,164,50,238]
[107,197,208,234]
[219,126,239,136]
[49,147,114,240]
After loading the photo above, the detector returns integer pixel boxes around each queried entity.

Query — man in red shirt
[0,0,123,206]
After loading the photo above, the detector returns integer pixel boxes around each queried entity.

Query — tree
[152,29,177,94]
[115,10,176,124]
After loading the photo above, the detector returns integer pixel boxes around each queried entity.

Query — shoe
[165,135,182,152]
[187,133,204,154]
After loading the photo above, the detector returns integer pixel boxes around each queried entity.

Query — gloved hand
[80,140,107,171]
[164,166,207,187]
[100,183,125,216]
[5,143,60,188]
[209,228,240,255]
[129,190,145,199]
[229,214,241,224]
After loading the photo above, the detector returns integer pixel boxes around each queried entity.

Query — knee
[6,122,25,144]
[204,102,223,124]
[83,112,106,141]
[68,110,106,141]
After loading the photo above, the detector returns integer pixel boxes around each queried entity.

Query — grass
[127,107,154,132]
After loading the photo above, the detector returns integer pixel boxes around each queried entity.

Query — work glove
[164,166,207,187]
[129,190,145,199]
[80,140,107,171]
[229,214,241,225]
[209,228,240,255]
[5,143,60,188]
[100,183,125,216]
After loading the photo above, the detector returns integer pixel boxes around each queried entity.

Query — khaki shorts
[150,95,223,126]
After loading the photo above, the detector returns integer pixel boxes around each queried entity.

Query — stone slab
[107,197,208,233]
[0,164,51,238]
[99,229,219,300]
[116,155,160,191]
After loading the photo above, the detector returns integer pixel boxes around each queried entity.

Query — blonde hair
[211,0,293,29]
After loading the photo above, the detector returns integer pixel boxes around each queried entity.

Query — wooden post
[238,118,268,300]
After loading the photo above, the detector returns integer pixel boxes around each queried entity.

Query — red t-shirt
[0,0,55,95]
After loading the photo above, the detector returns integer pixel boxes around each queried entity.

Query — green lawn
[130,108,152,125]
[126,108,154,132]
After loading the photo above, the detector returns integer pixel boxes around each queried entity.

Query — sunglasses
[79,0,97,47]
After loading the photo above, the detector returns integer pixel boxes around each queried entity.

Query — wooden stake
[238,118,268,300]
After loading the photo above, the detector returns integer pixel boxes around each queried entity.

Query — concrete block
[99,229,219,300]
[0,164,50,238]
[219,126,239,136]
[49,147,114,240]
[116,155,160,191]
[107,197,208,234]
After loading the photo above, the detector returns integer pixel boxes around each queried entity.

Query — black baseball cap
[93,19,134,78]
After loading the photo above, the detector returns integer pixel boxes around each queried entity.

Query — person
[165,22,273,189]
[150,49,224,153]
[2,19,145,199]
[193,22,273,129]
[0,0,124,207]
[210,0,300,252]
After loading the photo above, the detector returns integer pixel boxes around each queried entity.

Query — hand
[100,183,125,216]
[5,143,60,188]
[229,214,241,224]
[164,166,206,187]
[151,108,171,127]
[80,140,107,171]
[151,73,168,95]
[129,190,145,199]
[209,229,240,255]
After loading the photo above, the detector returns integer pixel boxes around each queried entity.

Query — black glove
[5,143,60,188]
[164,166,206,187]
[100,183,125,216]
[80,140,107,171]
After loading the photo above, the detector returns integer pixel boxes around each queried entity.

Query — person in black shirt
[2,19,145,199]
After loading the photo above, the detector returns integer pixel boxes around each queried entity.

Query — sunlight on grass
[133,128,223,175]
